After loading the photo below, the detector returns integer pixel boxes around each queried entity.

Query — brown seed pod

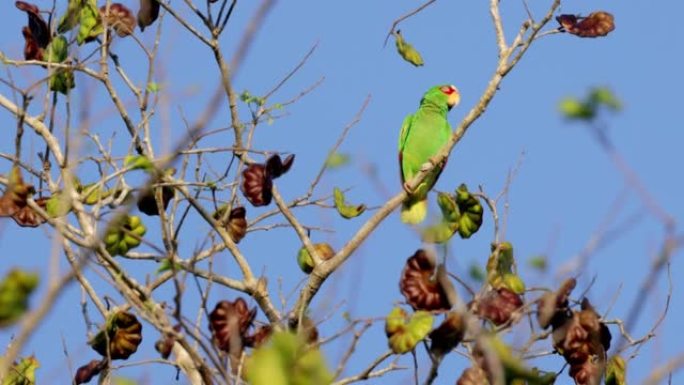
[100,3,136,37]
[90,311,143,360]
[16,1,50,60]
[74,359,107,385]
[265,154,295,179]
[557,11,615,38]
[399,249,450,311]
[137,186,174,216]
[470,287,523,326]
[137,0,160,31]
[288,316,319,344]
[0,167,36,218]
[10,196,47,228]
[213,206,248,243]
[243,324,273,348]
[428,311,465,357]
[456,366,490,385]
[154,324,181,359]
[537,278,576,329]
[241,164,273,207]
[209,298,256,353]
[552,298,612,385]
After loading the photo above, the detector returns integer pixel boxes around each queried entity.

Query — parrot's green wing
[398,114,414,185]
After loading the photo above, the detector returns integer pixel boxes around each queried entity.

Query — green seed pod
[385,307,433,354]
[0,269,40,327]
[393,30,424,67]
[333,187,366,219]
[297,243,334,274]
[454,184,483,239]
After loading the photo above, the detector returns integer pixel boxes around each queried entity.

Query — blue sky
[1,0,683,384]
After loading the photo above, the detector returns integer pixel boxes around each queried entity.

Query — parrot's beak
[447,89,460,110]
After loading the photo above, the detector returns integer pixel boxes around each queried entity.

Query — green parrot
[399,85,460,224]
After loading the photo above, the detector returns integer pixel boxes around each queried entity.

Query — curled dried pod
[10,196,47,228]
[209,298,256,353]
[557,11,615,38]
[100,3,136,37]
[288,316,319,345]
[137,0,160,31]
[244,324,273,348]
[537,278,576,329]
[137,185,173,216]
[265,154,295,179]
[429,311,465,357]
[470,287,523,326]
[399,249,450,311]
[74,359,106,384]
[0,166,36,218]
[552,298,612,385]
[16,1,50,59]
[241,164,273,207]
[154,324,181,359]
[213,206,247,243]
[456,366,490,385]
[90,311,143,360]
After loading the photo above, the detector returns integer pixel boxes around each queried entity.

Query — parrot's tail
[400,198,427,224]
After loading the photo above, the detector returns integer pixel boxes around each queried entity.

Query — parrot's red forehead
[440,85,458,95]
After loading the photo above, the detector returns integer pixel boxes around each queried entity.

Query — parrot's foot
[403,181,416,194]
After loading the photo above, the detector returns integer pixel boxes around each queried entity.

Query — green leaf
[333,187,366,219]
[468,263,485,283]
[45,36,75,95]
[527,255,548,271]
[124,155,155,172]
[112,378,137,385]
[77,0,103,45]
[156,259,182,274]
[590,87,622,111]
[58,0,82,33]
[0,270,40,328]
[394,30,424,67]
[46,36,68,63]
[246,331,333,385]
[146,82,160,93]
[605,355,626,385]
[559,97,595,120]
[2,356,39,385]
[325,152,350,169]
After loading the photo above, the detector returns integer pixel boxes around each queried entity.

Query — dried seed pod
[244,324,273,348]
[16,1,51,59]
[288,316,319,344]
[137,185,173,216]
[241,164,273,207]
[399,249,450,311]
[296,243,334,274]
[90,311,143,360]
[0,166,36,218]
[100,3,136,37]
[428,311,465,357]
[552,298,612,385]
[137,0,160,31]
[456,366,490,385]
[74,359,106,384]
[154,324,181,359]
[537,278,576,329]
[213,206,248,243]
[265,154,295,179]
[10,196,47,227]
[557,11,615,38]
[470,288,523,326]
[209,298,256,353]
